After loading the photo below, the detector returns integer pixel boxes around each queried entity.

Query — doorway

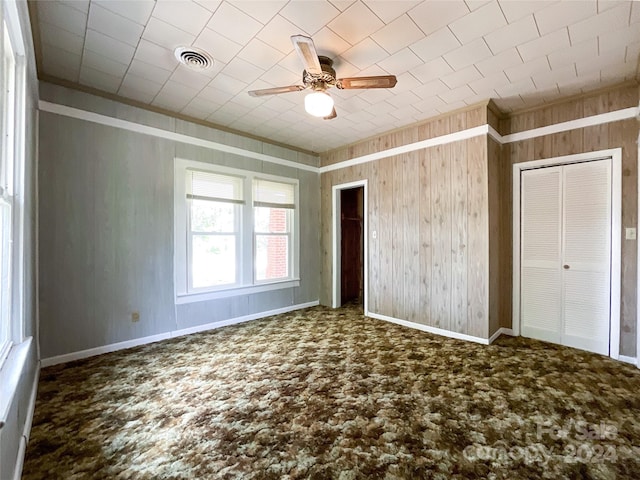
[332,180,368,310]
[512,149,621,359]
[340,187,364,305]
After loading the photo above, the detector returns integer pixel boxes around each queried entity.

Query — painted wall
[38,82,320,359]
[503,84,639,357]
[320,105,500,340]
[0,1,40,478]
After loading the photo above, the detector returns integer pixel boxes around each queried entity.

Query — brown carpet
[23,304,640,479]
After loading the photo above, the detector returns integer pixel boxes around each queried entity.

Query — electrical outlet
[131,311,140,322]
[626,228,636,240]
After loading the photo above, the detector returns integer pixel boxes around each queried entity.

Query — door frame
[512,148,622,359]
[332,180,368,311]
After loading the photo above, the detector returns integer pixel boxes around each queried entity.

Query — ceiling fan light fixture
[305,91,334,117]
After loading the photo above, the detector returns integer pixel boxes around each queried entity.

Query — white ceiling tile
[261,65,300,88]
[626,40,640,63]
[412,78,449,99]
[328,1,385,45]
[534,1,597,36]
[277,50,307,74]
[370,14,424,55]
[93,0,154,25]
[504,56,549,82]
[357,87,394,103]
[329,0,356,12]
[207,2,263,45]
[118,74,164,103]
[169,65,215,91]
[340,38,389,70]
[227,1,286,24]
[152,1,213,36]
[134,39,177,71]
[412,57,454,84]
[85,29,136,65]
[469,71,511,95]
[312,27,353,57]
[82,49,129,78]
[79,65,122,93]
[193,28,243,64]
[517,28,570,62]
[443,38,493,70]
[599,23,640,52]
[199,84,236,104]
[449,1,507,44]
[466,1,492,11]
[498,0,556,23]
[505,57,551,83]
[495,77,535,97]
[409,27,461,63]
[41,43,81,81]
[213,101,252,118]
[492,94,525,111]
[475,48,522,76]
[221,57,265,83]
[37,1,87,36]
[262,94,297,112]
[385,90,421,108]
[238,38,285,71]
[60,0,89,14]
[408,1,469,36]
[88,3,144,47]
[256,15,303,54]
[483,15,539,54]
[389,105,421,120]
[632,0,640,23]
[569,3,631,44]
[142,17,196,50]
[575,46,626,75]
[194,0,222,13]
[281,1,341,36]
[377,47,423,74]
[438,84,474,103]
[464,91,494,105]
[412,94,446,112]
[208,72,249,95]
[441,65,482,89]
[548,37,597,69]
[532,63,577,89]
[152,80,201,110]
[39,22,84,56]
[365,1,421,23]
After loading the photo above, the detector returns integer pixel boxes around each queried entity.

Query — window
[0,7,23,367]
[175,159,299,301]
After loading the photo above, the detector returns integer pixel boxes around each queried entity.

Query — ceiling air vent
[174,46,214,71]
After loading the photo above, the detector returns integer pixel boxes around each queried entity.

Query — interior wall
[321,106,495,339]
[503,84,640,357]
[38,82,320,360]
[0,0,40,478]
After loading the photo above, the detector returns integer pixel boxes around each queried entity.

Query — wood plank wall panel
[487,137,505,337]
[506,84,639,357]
[403,154,421,322]
[377,157,394,317]
[392,156,405,319]
[451,138,468,334]
[418,148,432,326]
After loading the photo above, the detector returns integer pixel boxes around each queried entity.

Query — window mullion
[242,176,253,285]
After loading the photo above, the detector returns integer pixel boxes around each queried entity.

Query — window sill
[0,336,32,429]
[176,279,300,304]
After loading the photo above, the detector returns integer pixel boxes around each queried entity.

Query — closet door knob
[563,264,570,270]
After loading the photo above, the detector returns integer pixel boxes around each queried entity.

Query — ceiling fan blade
[291,35,322,75]
[248,85,306,97]
[337,75,398,89]
[323,107,337,120]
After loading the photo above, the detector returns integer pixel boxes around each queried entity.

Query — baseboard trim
[41,301,319,367]
[618,355,637,365]
[488,327,515,344]
[366,311,490,345]
[12,364,40,480]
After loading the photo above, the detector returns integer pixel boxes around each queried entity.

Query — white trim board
[512,148,622,359]
[619,355,637,365]
[38,100,319,173]
[332,180,368,310]
[41,301,319,367]
[11,364,39,480]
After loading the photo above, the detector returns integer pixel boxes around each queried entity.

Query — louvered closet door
[520,167,563,345]
[520,159,612,355]
[561,160,611,355]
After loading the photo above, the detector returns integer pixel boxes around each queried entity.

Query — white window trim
[174,158,300,303]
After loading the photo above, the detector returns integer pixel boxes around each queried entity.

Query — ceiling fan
[248,35,398,120]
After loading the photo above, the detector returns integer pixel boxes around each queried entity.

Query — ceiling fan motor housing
[303,56,336,88]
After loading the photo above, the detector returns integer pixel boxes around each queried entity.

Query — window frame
[0,0,27,368]
[174,159,300,304]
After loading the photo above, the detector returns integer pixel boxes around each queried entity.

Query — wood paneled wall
[504,84,639,356]
[320,106,494,339]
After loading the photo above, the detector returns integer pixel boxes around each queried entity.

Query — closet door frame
[512,148,622,359]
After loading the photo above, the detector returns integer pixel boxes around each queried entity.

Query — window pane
[254,207,288,233]
[192,235,236,288]
[0,202,11,350]
[191,200,235,232]
[255,234,289,281]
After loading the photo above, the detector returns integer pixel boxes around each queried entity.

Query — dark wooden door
[341,187,364,305]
